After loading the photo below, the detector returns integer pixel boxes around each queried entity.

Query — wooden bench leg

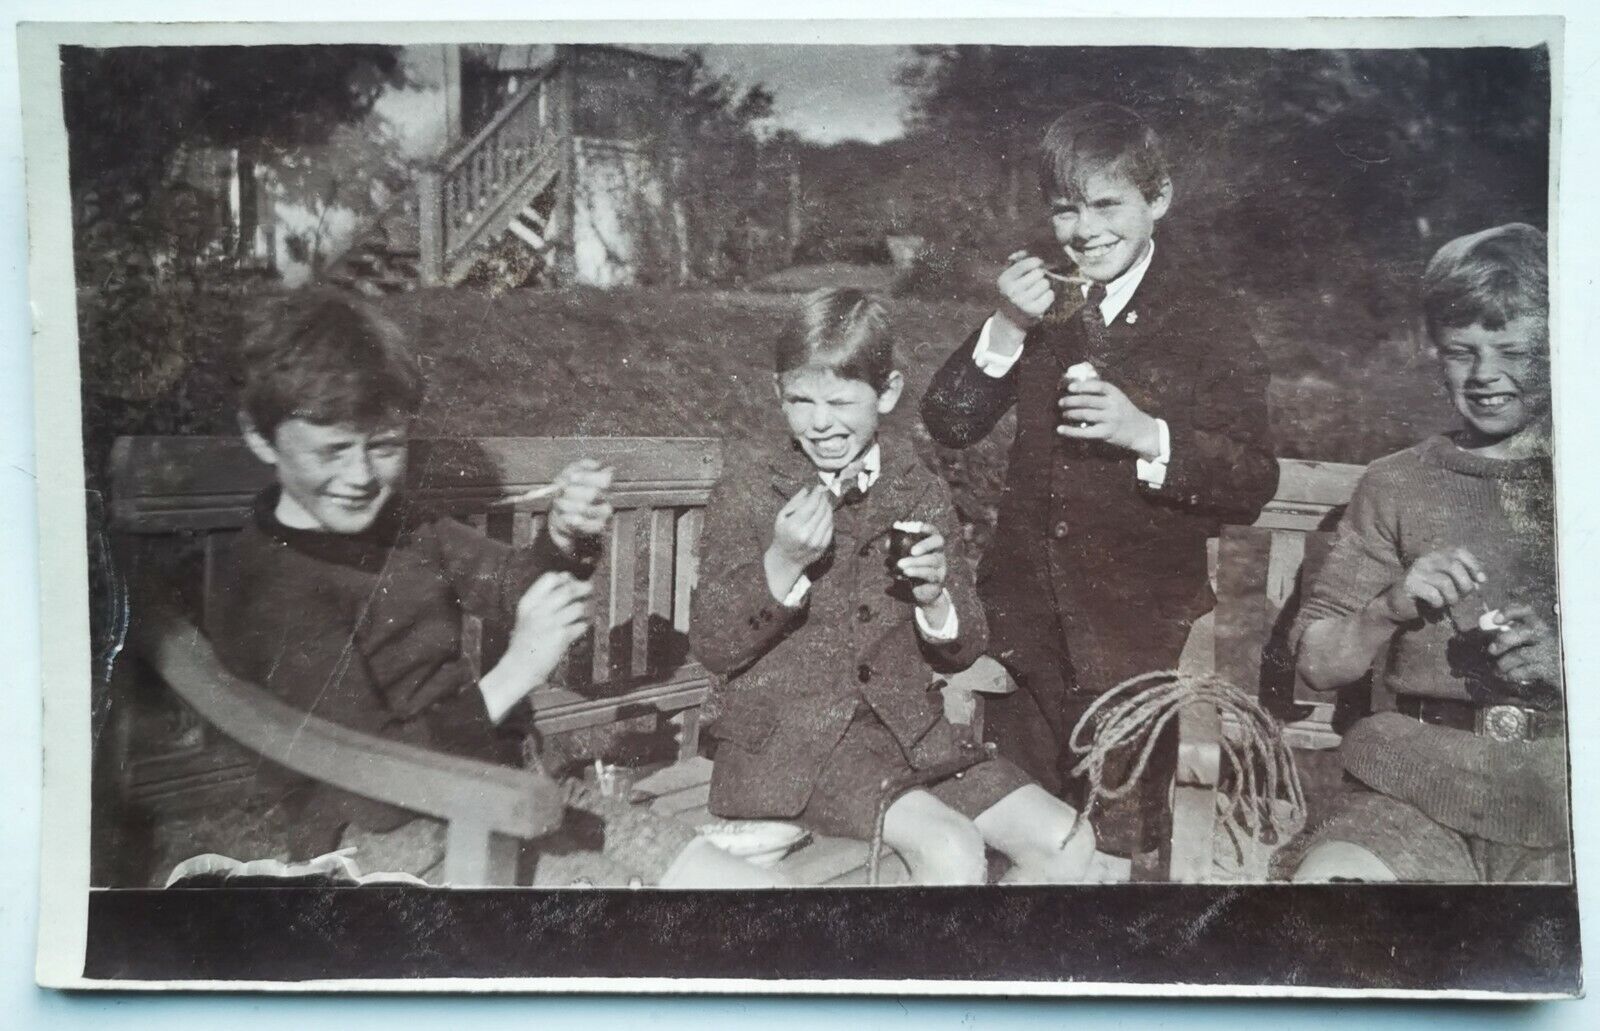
[1169,703,1224,883]
[444,820,523,886]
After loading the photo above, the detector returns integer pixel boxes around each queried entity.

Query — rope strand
[1062,670,1306,865]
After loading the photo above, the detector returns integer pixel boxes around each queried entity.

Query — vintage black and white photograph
[21,15,1582,995]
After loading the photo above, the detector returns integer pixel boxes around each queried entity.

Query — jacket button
[857,663,872,683]
[1053,521,1069,539]
[857,604,872,623]
[858,543,872,557]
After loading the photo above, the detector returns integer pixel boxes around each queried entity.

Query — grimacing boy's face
[1436,314,1551,446]
[774,366,903,473]
[244,417,409,533]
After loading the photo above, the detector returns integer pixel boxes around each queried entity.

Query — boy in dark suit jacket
[921,103,1279,860]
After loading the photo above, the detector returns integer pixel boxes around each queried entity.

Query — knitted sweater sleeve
[429,513,592,626]
[1289,460,1407,655]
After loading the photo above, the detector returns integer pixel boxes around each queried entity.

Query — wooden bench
[103,433,1366,886]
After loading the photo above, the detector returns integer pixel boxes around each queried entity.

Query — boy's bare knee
[902,817,986,885]
[974,785,1095,879]
[1292,840,1398,883]
[658,836,791,889]
[884,793,987,885]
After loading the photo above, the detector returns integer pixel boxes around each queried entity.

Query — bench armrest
[131,605,564,843]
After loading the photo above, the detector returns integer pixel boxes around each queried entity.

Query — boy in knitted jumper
[206,291,785,887]
[1289,224,1569,883]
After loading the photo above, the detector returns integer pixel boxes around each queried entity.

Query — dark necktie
[833,458,869,507]
[1079,282,1110,363]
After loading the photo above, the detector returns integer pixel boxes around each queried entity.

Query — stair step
[505,218,548,251]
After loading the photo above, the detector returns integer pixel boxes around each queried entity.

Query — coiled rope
[1064,670,1306,863]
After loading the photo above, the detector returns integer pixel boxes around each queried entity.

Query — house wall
[571,138,672,288]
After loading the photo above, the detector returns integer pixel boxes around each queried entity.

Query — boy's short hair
[241,289,424,438]
[1038,102,1169,203]
[774,288,896,392]
[1422,222,1548,342]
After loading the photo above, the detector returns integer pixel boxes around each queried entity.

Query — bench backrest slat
[110,436,723,533]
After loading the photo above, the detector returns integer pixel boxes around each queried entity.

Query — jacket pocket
[705,703,779,752]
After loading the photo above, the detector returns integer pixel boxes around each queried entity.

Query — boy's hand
[509,572,593,683]
[770,484,834,571]
[894,522,949,606]
[1486,602,1562,687]
[1368,547,1486,625]
[1057,378,1162,458]
[548,459,614,554]
[995,252,1057,334]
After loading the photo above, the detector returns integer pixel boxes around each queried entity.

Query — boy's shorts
[802,712,1033,840]
[1305,788,1570,883]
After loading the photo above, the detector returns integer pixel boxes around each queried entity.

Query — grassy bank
[80,282,1456,545]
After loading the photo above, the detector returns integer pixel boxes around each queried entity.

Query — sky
[651,44,915,143]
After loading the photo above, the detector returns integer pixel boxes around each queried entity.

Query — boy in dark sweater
[920,103,1278,860]
[1290,224,1568,883]
[207,291,784,887]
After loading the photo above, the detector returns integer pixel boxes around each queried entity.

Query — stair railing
[419,57,567,286]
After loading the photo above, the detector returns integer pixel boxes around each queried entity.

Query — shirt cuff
[914,590,960,641]
[781,574,812,608]
[1136,418,1171,488]
[971,316,1024,378]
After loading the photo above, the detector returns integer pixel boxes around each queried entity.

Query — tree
[895,44,1549,295]
[669,49,783,282]
[63,45,412,475]
[63,45,406,235]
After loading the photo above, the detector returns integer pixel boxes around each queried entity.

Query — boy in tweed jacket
[692,289,1095,884]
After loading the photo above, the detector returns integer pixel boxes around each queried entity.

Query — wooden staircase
[327,55,571,295]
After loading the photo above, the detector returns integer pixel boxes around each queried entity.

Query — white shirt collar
[1082,239,1155,326]
[818,441,881,495]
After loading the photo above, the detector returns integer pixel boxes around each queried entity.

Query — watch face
[1481,705,1531,742]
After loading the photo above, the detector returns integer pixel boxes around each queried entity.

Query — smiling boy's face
[775,366,903,473]
[1436,314,1550,451]
[1050,162,1171,284]
[244,417,410,533]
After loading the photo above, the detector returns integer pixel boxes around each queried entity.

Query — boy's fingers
[1057,422,1111,440]
[1439,562,1480,599]
[1495,655,1534,681]
[799,493,829,529]
[909,533,945,557]
[1489,627,1537,656]
[527,571,569,597]
[1453,548,1487,584]
[1499,603,1538,626]
[1064,378,1109,395]
[1412,580,1448,610]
